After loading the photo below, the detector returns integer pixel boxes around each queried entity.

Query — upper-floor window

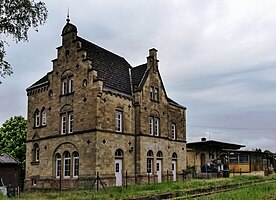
[68,112,74,133]
[115,110,123,132]
[61,112,74,134]
[149,116,160,136]
[33,143,40,162]
[171,123,176,140]
[34,108,47,128]
[41,108,47,126]
[35,110,40,127]
[150,86,159,101]
[61,76,74,95]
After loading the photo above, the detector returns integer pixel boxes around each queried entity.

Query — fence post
[125,171,128,189]
[59,174,62,195]
[97,172,99,192]
[148,173,150,184]
[167,170,169,182]
[182,170,184,181]
[240,168,242,176]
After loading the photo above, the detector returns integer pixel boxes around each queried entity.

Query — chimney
[201,137,207,142]
[147,48,159,72]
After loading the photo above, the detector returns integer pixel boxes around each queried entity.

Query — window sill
[33,125,46,129]
[31,161,40,165]
[60,92,74,97]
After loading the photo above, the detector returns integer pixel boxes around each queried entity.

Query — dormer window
[150,86,159,101]
[171,123,176,140]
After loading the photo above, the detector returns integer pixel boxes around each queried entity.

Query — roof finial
[66,7,70,23]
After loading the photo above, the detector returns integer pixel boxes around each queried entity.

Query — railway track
[128,179,276,200]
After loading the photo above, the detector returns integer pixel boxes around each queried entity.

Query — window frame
[115,110,123,133]
[147,150,154,175]
[64,152,71,178]
[61,76,74,95]
[35,110,40,127]
[73,152,79,178]
[61,113,67,134]
[41,109,47,126]
[55,153,61,178]
[150,85,159,102]
[68,112,74,134]
[171,123,176,140]
[149,116,160,136]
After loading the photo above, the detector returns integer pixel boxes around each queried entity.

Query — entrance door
[156,159,162,183]
[115,159,122,186]
[172,160,177,181]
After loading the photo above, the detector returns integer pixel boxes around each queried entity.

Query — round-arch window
[147,150,153,158]
[115,149,124,158]
[172,152,177,159]
[157,151,163,158]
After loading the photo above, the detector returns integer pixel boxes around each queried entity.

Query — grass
[1,175,276,200]
[194,180,276,200]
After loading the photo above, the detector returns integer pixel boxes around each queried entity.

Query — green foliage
[0,116,27,167]
[0,0,48,83]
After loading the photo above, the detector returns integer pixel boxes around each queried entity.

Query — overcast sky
[1,0,276,152]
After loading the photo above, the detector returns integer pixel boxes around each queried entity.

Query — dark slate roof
[77,37,132,95]
[0,153,20,165]
[27,74,49,91]
[131,64,147,88]
[187,140,245,150]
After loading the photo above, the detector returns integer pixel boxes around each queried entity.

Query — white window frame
[34,143,39,162]
[147,151,153,175]
[69,77,74,93]
[64,152,71,178]
[73,152,79,178]
[115,110,123,132]
[150,86,159,101]
[35,111,40,127]
[56,154,61,178]
[149,117,154,135]
[41,109,46,126]
[68,112,74,133]
[62,79,67,95]
[61,114,67,134]
[154,118,159,136]
[171,123,176,140]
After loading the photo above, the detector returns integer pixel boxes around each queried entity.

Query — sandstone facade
[25,20,187,190]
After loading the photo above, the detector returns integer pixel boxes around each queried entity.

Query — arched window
[157,151,163,159]
[33,143,39,162]
[172,152,177,160]
[147,150,154,175]
[73,152,79,177]
[64,151,71,178]
[115,149,124,158]
[55,153,61,178]
[41,108,47,126]
[35,110,40,127]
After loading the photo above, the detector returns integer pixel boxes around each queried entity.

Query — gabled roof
[0,153,20,165]
[131,64,147,89]
[77,37,132,95]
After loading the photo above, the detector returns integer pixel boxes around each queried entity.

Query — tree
[0,0,48,84]
[0,116,27,167]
